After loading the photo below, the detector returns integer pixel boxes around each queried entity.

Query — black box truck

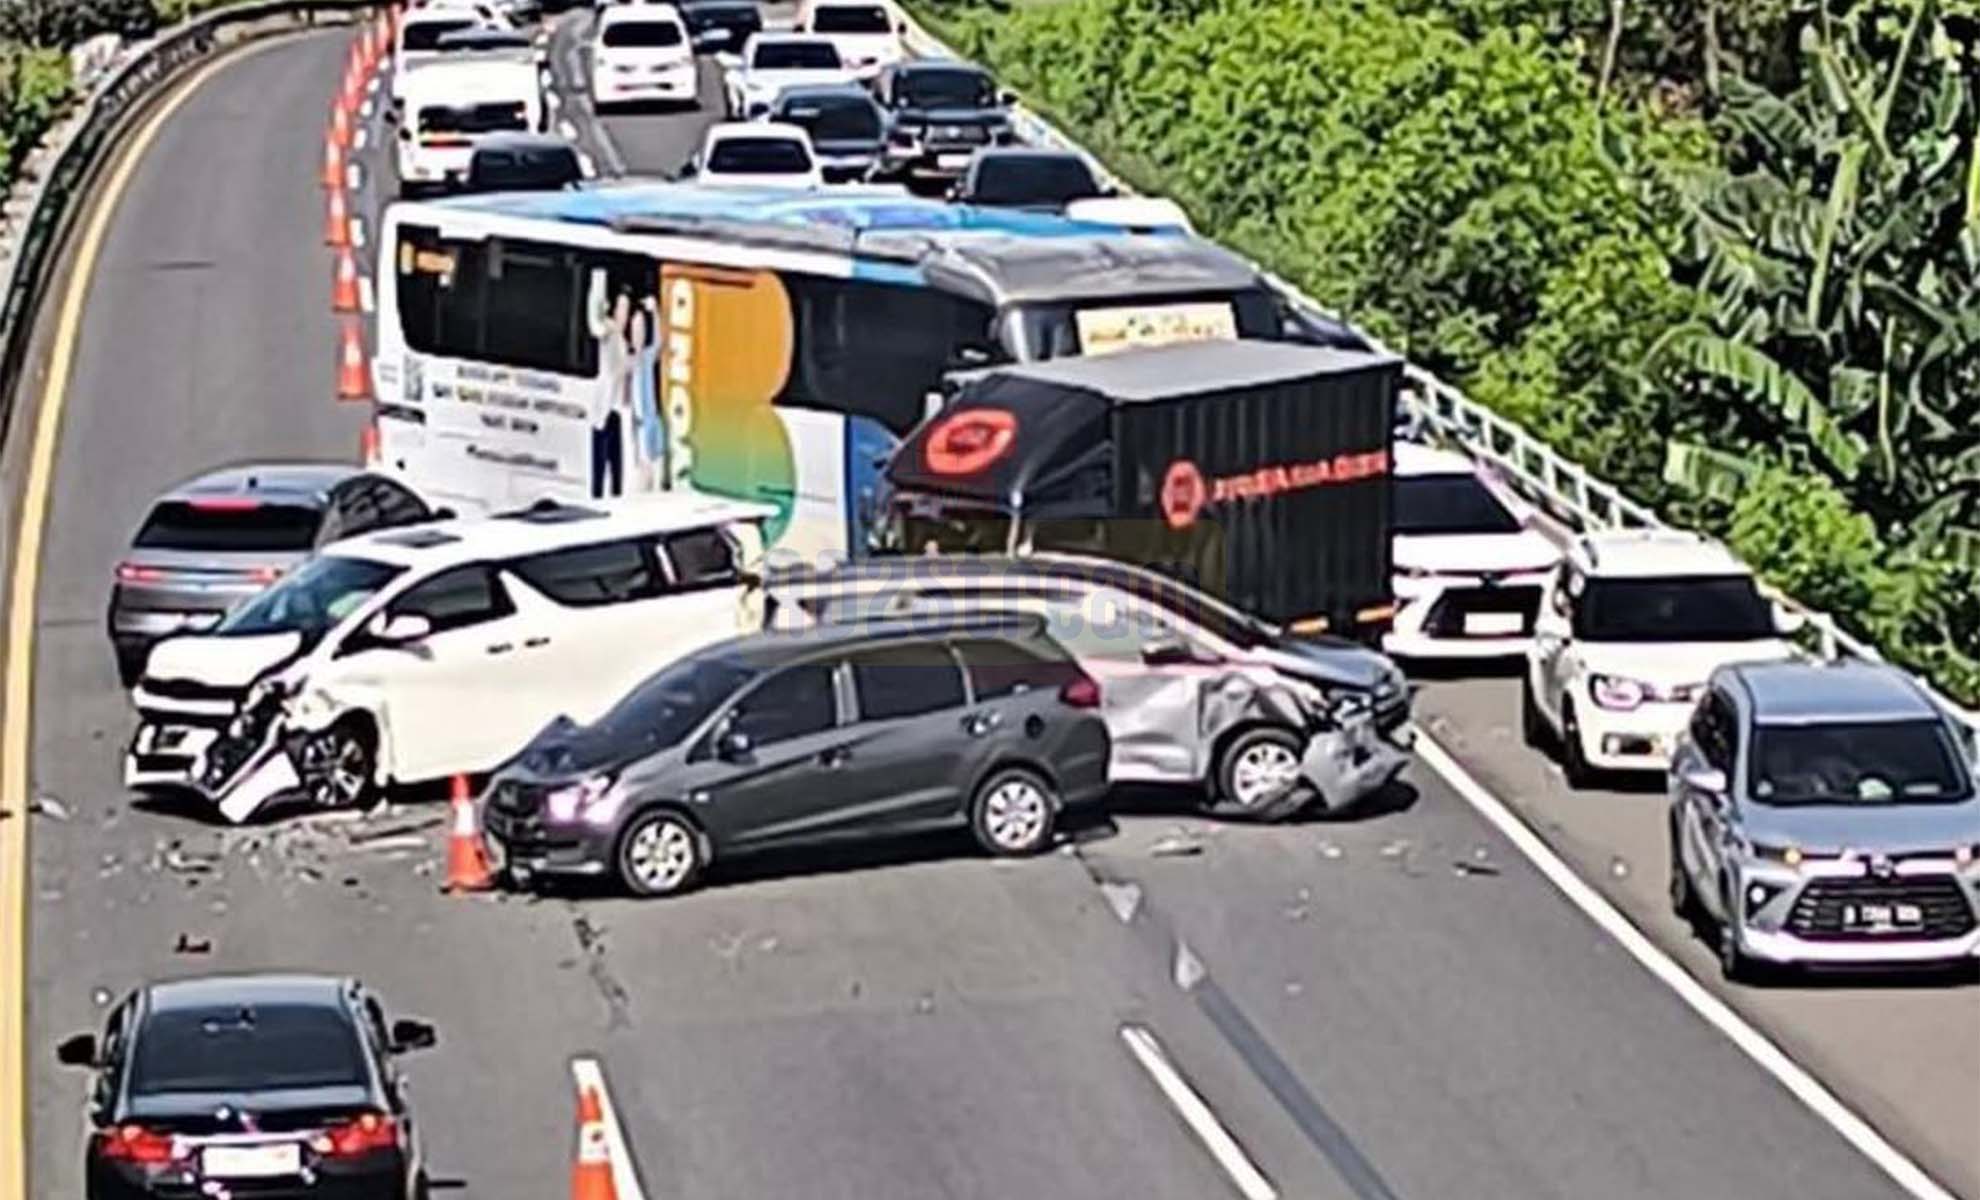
[882,339,1400,637]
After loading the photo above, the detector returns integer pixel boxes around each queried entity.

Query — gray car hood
[1740,794,1980,855]
[1247,634,1400,694]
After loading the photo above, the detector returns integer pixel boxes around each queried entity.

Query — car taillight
[115,562,161,583]
[1058,673,1100,708]
[186,496,261,511]
[312,1111,400,1156]
[97,1124,180,1164]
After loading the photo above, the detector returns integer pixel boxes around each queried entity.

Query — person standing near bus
[586,277,631,498]
[629,298,665,491]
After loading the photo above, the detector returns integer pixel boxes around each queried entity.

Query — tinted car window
[1750,720,1970,804]
[754,41,841,68]
[419,102,528,135]
[664,528,738,586]
[603,19,684,47]
[135,501,322,553]
[952,636,1075,700]
[708,137,812,174]
[403,18,475,51]
[129,1005,367,1095]
[968,154,1101,207]
[1393,473,1523,536]
[220,555,404,648]
[392,565,511,631]
[733,662,838,744]
[1574,575,1774,643]
[850,643,966,719]
[781,95,881,141]
[811,5,889,33]
[895,66,992,109]
[1690,691,1735,771]
[603,654,756,746]
[511,540,663,606]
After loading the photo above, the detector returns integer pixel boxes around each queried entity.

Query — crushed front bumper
[1300,710,1413,813]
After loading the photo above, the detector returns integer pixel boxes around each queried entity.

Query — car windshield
[755,41,841,69]
[898,67,993,109]
[1393,472,1523,536]
[217,555,403,647]
[598,654,756,747]
[134,500,321,554]
[812,4,890,33]
[130,1005,367,1095]
[708,136,812,174]
[968,155,1102,207]
[603,20,683,47]
[1574,575,1775,642]
[1750,720,1971,805]
[403,18,475,51]
[782,96,880,141]
[421,101,528,135]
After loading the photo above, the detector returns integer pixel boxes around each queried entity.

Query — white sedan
[720,33,856,119]
[681,122,824,188]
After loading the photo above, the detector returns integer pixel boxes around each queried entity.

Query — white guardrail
[895,11,1980,735]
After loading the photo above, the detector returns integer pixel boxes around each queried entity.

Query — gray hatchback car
[108,464,434,686]
[1668,660,1980,980]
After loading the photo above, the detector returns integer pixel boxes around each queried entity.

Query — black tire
[1210,726,1315,822]
[1560,701,1597,790]
[616,808,704,897]
[1717,881,1763,984]
[1667,815,1701,928]
[298,721,376,810]
[115,650,145,690]
[969,767,1057,857]
[1519,670,1550,750]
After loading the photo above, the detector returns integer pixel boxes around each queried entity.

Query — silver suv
[1667,660,1980,980]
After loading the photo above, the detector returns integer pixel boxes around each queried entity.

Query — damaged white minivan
[126,495,773,822]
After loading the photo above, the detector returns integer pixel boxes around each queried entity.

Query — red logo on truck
[925,409,1017,475]
[1161,459,1207,529]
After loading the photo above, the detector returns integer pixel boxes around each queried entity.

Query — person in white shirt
[587,276,632,498]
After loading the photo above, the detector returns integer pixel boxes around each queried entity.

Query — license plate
[1843,902,1923,932]
[937,153,972,169]
[1462,611,1525,637]
[201,1143,301,1178]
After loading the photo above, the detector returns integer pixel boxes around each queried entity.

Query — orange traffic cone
[336,318,371,402]
[324,187,350,247]
[358,419,380,465]
[442,774,495,893]
[330,102,352,149]
[572,1084,617,1200]
[321,135,345,189]
[332,249,361,313]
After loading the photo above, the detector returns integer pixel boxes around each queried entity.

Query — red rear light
[186,496,262,511]
[97,1124,180,1164]
[115,562,161,583]
[247,565,283,584]
[1058,673,1101,709]
[312,1111,400,1156]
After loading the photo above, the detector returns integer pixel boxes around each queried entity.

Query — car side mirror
[431,506,457,521]
[678,160,699,179]
[717,729,754,762]
[366,612,432,645]
[997,90,1016,106]
[1140,637,1197,667]
[1679,765,1728,796]
[389,1018,437,1053]
[56,1033,98,1067]
[1772,604,1808,636]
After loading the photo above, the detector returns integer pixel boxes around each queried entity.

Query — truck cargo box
[885,339,1399,633]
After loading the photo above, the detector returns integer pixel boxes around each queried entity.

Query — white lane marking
[1413,735,1960,1200]
[577,150,597,178]
[345,162,362,192]
[360,97,375,120]
[1120,1026,1277,1200]
[357,274,375,315]
[348,215,366,248]
[571,1057,648,1200]
[558,118,579,140]
[353,126,370,153]
[545,87,562,111]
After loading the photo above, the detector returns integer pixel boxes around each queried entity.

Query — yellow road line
[0,35,312,1200]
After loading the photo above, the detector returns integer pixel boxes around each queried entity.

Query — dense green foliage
[917,0,1980,703]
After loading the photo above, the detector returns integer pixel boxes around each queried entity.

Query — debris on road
[1609,856,1630,880]
[91,987,112,1007]
[30,793,71,820]
[347,815,444,846]
[1283,886,1312,922]
[914,992,936,1015]
[172,933,211,954]
[1452,859,1501,878]
[1316,839,1345,861]
[1379,838,1412,859]
[1149,831,1204,858]
[1099,880,1143,924]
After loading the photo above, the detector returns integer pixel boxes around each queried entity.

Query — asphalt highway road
[7,16,1972,1200]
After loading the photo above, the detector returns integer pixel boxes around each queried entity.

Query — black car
[678,0,762,53]
[769,82,887,182]
[949,147,1109,211]
[466,132,584,191]
[57,974,436,1200]
[872,58,1015,188]
[107,463,436,686]
[484,615,1111,895]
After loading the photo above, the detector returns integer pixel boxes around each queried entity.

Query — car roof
[144,973,353,1016]
[599,2,683,24]
[161,461,363,506]
[707,121,809,142]
[1727,660,1940,725]
[402,57,537,98]
[709,612,1052,668]
[1392,440,1477,478]
[775,82,875,104]
[328,493,773,568]
[771,551,1227,604]
[893,57,985,74]
[960,338,1398,402]
[748,31,835,47]
[972,147,1080,164]
[1572,529,1749,579]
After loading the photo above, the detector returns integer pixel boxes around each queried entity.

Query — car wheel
[1667,816,1699,925]
[1210,727,1314,822]
[969,767,1056,857]
[616,809,703,897]
[1560,701,1597,790]
[1717,878,1766,984]
[1519,670,1550,750]
[298,722,375,810]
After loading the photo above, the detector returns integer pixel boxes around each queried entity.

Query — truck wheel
[970,768,1057,857]
[299,722,375,810]
[1210,727,1314,822]
[616,809,704,897]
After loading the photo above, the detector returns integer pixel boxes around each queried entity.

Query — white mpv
[126,495,773,820]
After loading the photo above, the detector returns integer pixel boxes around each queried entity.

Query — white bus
[372,183,1367,567]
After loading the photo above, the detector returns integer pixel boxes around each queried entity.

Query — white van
[392,8,494,106]
[126,495,774,817]
[395,56,545,194]
[591,4,697,109]
[792,0,904,74]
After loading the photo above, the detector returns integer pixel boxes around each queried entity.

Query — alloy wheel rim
[1232,743,1299,807]
[305,733,366,808]
[984,780,1047,850]
[628,819,694,889]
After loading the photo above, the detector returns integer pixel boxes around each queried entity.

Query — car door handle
[818,747,850,768]
[486,642,513,655]
[963,711,1002,736]
[524,636,551,648]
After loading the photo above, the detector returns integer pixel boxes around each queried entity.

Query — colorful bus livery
[373,182,1369,566]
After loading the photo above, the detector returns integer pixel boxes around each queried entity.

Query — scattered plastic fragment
[1609,856,1630,880]
[30,794,70,820]
[1317,840,1344,860]
[1452,859,1501,878]
[914,992,936,1015]
[1149,833,1203,858]
[172,933,211,954]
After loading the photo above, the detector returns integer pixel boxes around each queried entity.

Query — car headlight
[1589,673,1648,711]
[1954,844,1976,868]
[546,773,621,825]
[1749,842,1804,867]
